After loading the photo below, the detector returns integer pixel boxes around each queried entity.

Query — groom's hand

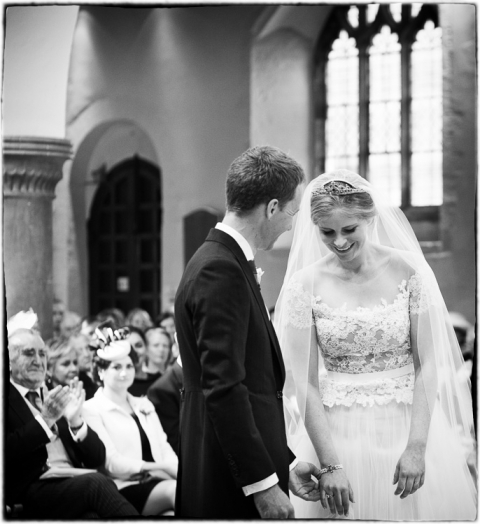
[289,461,322,502]
[253,484,295,519]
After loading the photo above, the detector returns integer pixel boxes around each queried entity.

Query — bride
[274,171,476,520]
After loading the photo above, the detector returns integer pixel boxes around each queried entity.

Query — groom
[174,146,321,518]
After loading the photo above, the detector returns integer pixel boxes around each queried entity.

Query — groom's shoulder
[183,237,239,276]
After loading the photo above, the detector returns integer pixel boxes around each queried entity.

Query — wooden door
[88,156,162,320]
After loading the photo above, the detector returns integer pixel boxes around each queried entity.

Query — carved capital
[3,136,73,198]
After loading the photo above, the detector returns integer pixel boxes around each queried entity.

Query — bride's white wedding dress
[285,271,477,520]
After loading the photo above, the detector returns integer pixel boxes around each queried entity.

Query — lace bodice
[313,279,413,374]
[284,273,428,374]
[283,273,429,407]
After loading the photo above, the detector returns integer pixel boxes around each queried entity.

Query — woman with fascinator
[274,170,476,520]
[82,328,178,516]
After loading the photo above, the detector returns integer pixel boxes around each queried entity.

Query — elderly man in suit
[6,326,139,518]
[174,146,322,519]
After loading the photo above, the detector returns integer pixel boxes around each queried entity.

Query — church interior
[2,3,476,340]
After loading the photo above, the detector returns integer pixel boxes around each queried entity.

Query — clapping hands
[41,384,72,427]
[63,377,86,427]
[40,377,86,430]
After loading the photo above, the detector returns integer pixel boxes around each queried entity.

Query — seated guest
[83,335,177,516]
[46,340,79,390]
[147,345,183,455]
[80,315,101,339]
[126,308,154,332]
[157,311,175,340]
[129,327,172,397]
[97,308,126,330]
[127,325,148,368]
[6,321,138,518]
[60,310,82,340]
[157,312,179,365]
[69,333,99,400]
[52,298,66,339]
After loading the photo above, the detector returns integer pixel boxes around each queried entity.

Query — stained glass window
[367,4,379,23]
[411,21,443,205]
[316,4,442,220]
[369,26,402,206]
[389,4,402,22]
[325,30,359,173]
[348,6,359,28]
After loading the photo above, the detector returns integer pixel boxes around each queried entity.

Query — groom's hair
[226,146,305,215]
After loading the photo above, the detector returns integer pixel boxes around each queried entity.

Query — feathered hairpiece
[93,325,131,361]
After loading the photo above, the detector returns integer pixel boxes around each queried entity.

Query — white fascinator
[7,308,39,336]
[93,326,131,361]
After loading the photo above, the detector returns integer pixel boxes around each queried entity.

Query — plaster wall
[3,6,79,138]
[428,4,477,324]
[251,28,313,307]
[64,6,263,314]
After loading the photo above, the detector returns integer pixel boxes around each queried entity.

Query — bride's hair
[310,178,376,225]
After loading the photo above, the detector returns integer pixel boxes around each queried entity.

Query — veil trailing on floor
[274,170,476,472]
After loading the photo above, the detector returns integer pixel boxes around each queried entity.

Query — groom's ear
[265,199,279,219]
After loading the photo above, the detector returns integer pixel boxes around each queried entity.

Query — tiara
[313,180,367,196]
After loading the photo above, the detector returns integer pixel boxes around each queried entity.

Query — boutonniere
[137,398,154,416]
[256,268,265,285]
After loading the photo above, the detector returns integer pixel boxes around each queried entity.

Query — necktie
[26,390,42,411]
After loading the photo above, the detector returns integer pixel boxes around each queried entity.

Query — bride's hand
[319,469,355,517]
[393,442,425,498]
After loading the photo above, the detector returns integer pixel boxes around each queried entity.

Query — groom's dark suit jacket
[6,382,106,506]
[174,228,295,518]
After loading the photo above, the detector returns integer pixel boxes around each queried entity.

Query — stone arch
[65,120,159,315]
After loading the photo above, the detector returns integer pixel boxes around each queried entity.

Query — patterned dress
[285,273,476,520]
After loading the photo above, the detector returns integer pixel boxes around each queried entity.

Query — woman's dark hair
[96,308,126,330]
[156,311,174,326]
[126,325,147,344]
[226,146,305,215]
[92,347,138,385]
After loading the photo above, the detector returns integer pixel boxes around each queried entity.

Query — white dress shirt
[214,223,297,495]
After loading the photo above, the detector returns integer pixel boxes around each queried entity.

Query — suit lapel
[206,229,286,382]
[9,383,35,423]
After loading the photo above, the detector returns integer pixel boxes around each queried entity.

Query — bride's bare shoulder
[381,245,420,279]
[290,257,334,288]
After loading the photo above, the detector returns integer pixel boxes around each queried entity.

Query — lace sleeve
[408,272,435,315]
[283,277,313,330]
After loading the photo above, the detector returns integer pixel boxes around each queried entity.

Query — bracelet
[319,464,343,478]
[69,421,84,432]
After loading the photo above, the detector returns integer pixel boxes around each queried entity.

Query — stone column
[3,136,72,339]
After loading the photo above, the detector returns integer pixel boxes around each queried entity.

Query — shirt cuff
[289,458,299,471]
[242,473,279,496]
[69,421,87,442]
[35,414,55,441]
